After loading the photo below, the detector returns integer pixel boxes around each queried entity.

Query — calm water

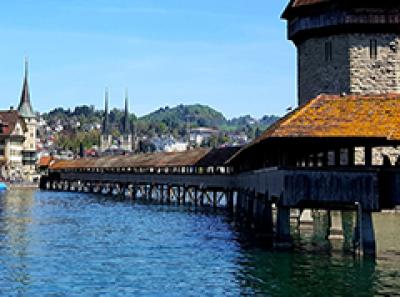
[0,190,399,296]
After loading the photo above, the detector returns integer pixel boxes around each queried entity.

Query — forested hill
[42,104,279,136]
[141,104,226,128]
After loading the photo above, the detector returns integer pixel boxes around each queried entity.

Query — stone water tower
[283,0,400,105]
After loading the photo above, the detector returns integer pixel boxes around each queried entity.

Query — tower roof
[282,0,331,18]
[283,0,400,19]
[18,59,35,118]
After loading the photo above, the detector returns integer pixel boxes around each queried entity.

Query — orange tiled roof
[259,94,400,140]
[38,156,54,167]
[49,147,241,170]
[230,94,400,161]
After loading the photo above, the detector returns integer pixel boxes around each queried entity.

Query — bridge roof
[229,94,400,162]
[50,147,240,170]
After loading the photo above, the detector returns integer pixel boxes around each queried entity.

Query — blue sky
[0,0,295,118]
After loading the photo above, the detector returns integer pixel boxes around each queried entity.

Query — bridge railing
[46,165,400,211]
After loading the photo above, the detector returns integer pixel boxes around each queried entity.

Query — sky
[0,0,296,119]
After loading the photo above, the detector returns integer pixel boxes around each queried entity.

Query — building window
[370,39,378,59]
[325,41,333,62]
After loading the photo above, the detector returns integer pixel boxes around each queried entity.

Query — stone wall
[349,34,400,95]
[298,35,350,105]
[355,147,400,166]
[298,33,400,105]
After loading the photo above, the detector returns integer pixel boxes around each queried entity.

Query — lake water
[0,190,399,296]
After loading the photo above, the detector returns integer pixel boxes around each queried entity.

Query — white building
[189,127,219,146]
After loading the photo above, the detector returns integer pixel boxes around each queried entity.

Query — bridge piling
[236,190,244,217]
[264,200,274,234]
[355,209,376,256]
[276,206,292,247]
[327,211,344,240]
[227,190,234,214]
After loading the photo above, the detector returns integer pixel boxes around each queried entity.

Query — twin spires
[18,58,35,118]
[103,88,132,135]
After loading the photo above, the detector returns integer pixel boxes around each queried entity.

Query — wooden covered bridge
[42,94,400,256]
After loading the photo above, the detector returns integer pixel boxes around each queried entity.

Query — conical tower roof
[18,58,35,118]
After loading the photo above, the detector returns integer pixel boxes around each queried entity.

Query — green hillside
[141,104,226,128]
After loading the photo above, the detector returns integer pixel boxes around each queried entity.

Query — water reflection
[0,190,34,296]
[0,190,398,296]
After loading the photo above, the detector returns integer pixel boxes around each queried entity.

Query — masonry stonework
[298,34,400,105]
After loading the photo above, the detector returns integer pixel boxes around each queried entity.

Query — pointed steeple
[123,89,130,134]
[18,57,35,118]
[103,88,110,134]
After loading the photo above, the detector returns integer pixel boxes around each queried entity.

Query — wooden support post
[347,147,355,166]
[160,185,165,204]
[312,153,319,167]
[355,208,376,257]
[194,187,198,207]
[177,187,181,205]
[132,186,137,200]
[335,149,341,167]
[236,190,243,216]
[213,190,218,209]
[247,190,254,222]
[365,145,372,167]
[166,185,171,204]
[276,206,292,246]
[227,190,234,214]
[146,185,150,200]
[322,151,329,167]
[257,194,266,228]
[264,200,273,234]
[199,189,204,207]
[182,187,186,205]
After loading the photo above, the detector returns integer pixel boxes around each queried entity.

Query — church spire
[103,88,110,134]
[123,89,130,134]
[18,57,35,118]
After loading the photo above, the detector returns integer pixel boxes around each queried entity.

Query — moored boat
[0,182,8,192]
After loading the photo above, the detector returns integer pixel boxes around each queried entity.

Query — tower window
[325,41,333,62]
[370,39,378,59]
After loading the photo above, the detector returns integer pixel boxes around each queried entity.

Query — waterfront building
[0,111,27,179]
[0,60,38,181]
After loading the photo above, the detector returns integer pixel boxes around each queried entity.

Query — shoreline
[6,184,39,190]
